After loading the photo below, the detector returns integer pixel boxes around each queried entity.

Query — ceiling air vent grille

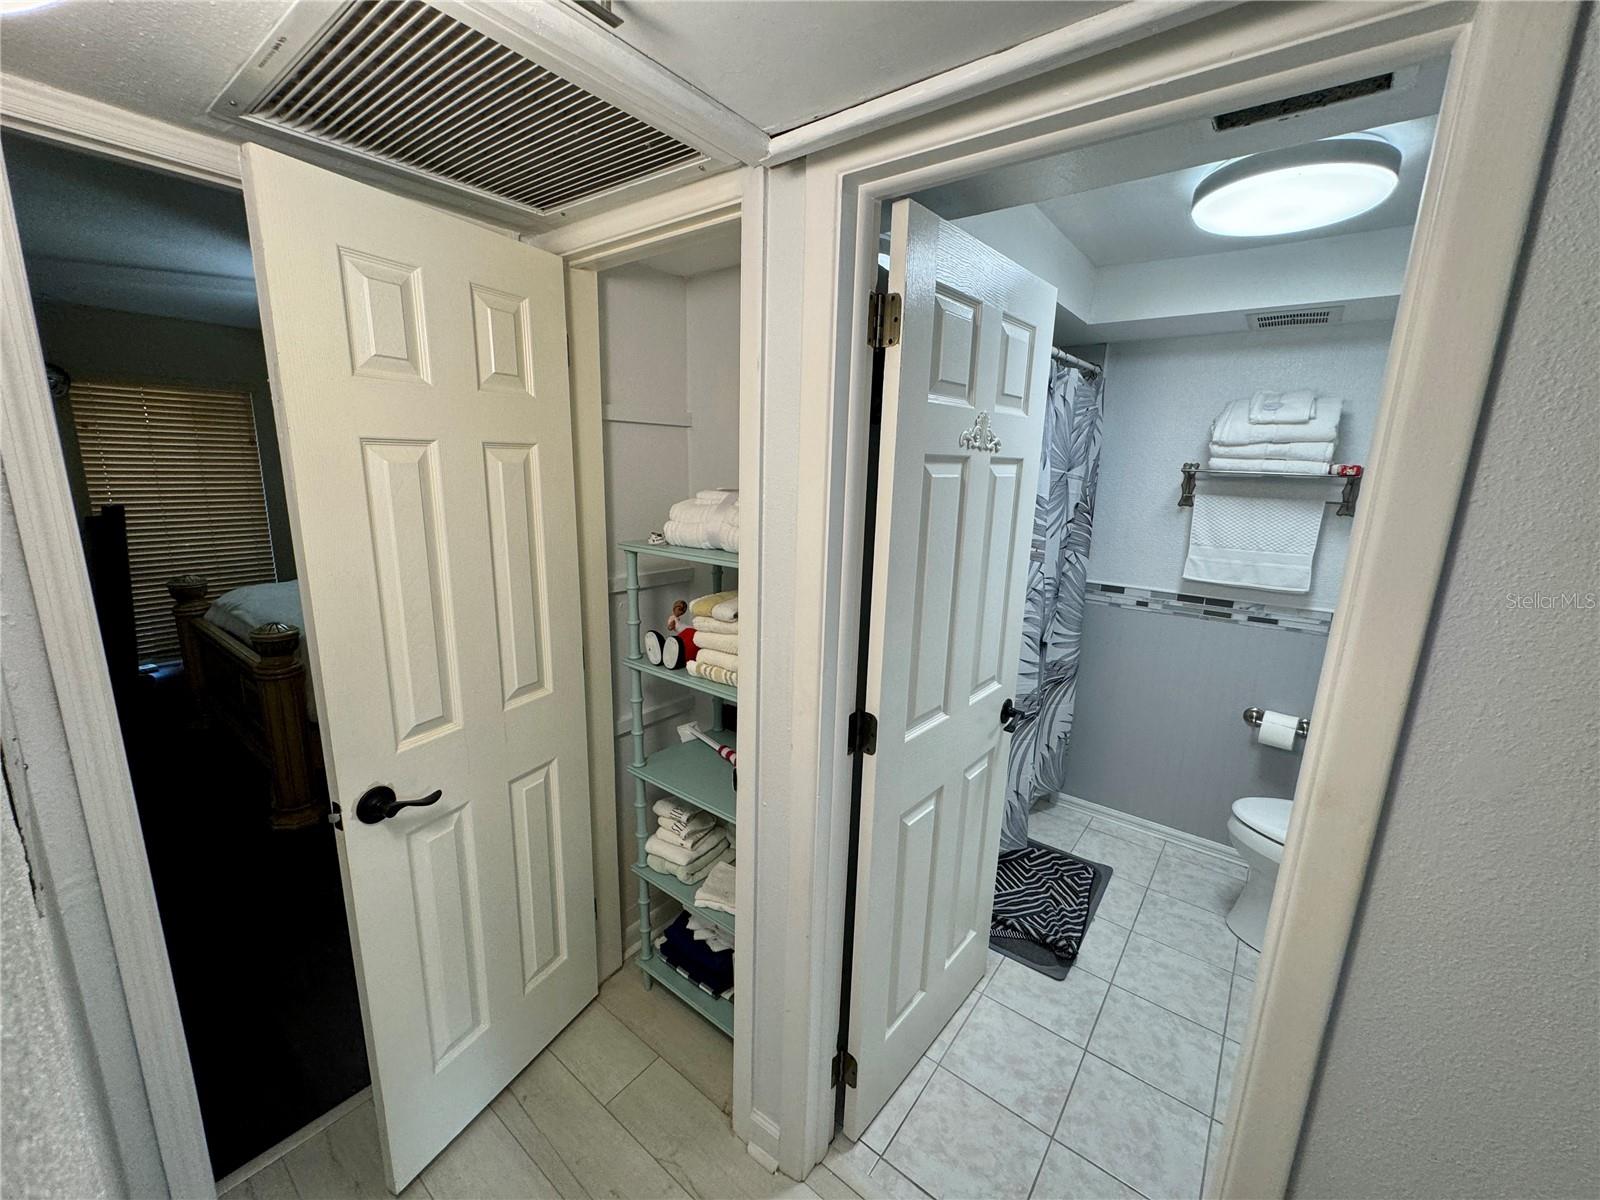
[1248,306,1345,331]
[1213,74,1395,132]
[245,0,701,212]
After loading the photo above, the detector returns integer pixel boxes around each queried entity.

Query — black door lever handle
[356,784,443,824]
[1000,698,1021,733]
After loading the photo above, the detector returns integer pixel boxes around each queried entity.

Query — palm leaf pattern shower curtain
[1001,359,1104,854]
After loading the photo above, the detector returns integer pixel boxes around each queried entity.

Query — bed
[166,575,325,830]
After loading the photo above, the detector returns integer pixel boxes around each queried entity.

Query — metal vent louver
[1248,306,1345,331]
[1213,74,1395,132]
[245,0,701,212]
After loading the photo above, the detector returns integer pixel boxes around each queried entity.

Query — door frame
[765,1,1580,1191]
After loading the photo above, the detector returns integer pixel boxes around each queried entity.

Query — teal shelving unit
[622,540,737,1036]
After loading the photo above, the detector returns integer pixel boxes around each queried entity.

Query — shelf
[625,656,737,703]
[639,954,733,1037]
[619,540,739,570]
[627,732,736,823]
[630,862,735,936]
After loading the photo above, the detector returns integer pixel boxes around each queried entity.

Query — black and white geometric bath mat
[989,841,1111,980]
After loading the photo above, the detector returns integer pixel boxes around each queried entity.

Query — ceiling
[610,1,1112,133]
[1036,117,1437,267]
[5,131,259,328]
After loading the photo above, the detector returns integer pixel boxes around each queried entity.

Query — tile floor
[221,966,854,1200]
[827,801,1258,1200]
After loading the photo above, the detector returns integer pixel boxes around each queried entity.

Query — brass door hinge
[866,291,902,349]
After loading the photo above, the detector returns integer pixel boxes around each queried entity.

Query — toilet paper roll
[1256,709,1302,751]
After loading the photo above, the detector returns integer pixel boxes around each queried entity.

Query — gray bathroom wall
[1059,602,1325,844]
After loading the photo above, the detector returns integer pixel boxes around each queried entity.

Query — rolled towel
[1211,395,1342,446]
[691,629,739,655]
[710,593,738,621]
[646,828,729,869]
[695,647,739,673]
[694,861,737,915]
[1206,440,1334,463]
[1207,457,1334,475]
[689,591,738,618]
[686,660,738,687]
[1248,389,1316,424]
[691,615,738,635]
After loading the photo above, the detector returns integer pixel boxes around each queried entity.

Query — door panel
[242,144,596,1191]
[845,199,1056,1136]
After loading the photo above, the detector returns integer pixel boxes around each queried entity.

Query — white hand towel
[653,799,709,826]
[691,615,738,635]
[655,808,716,839]
[695,647,739,673]
[646,829,728,868]
[710,593,738,621]
[1183,479,1326,594]
[694,861,737,915]
[1206,440,1334,463]
[691,629,739,654]
[1207,456,1333,475]
[1248,389,1316,424]
[1211,396,1342,447]
[652,820,723,851]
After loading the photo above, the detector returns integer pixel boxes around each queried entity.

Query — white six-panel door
[844,199,1057,1136]
[241,145,597,1190]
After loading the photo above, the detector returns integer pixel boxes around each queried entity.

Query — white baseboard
[1052,792,1245,868]
[213,1086,372,1194]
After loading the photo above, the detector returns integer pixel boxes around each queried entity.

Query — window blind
[70,380,277,663]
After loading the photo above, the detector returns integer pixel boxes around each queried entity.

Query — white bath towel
[647,845,730,885]
[665,490,740,551]
[1211,395,1342,447]
[646,829,729,869]
[687,660,738,687]
[1248,389,1316,424]
[653,799,713,828]
[686,915,734,952]
[710,593,738,621]
[1183,478,1326,594]
[689,590,737,617]
[652,820,725,852]
[690,629,739,655]
[1207,457,1333,475]
[1206,440,1334,463]
[695,647,740,673]
[691,615,738,635]
[694,861,737,915]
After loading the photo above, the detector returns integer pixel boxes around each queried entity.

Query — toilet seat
[1232,796,1292,845]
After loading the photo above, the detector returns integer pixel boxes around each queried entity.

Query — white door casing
[241,145,596,1190]
[844,199,1056,1135]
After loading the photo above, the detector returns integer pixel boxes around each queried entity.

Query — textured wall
[1289,20,1599,1198]
[1088,320,1394,610]
[1060,603,1323,843]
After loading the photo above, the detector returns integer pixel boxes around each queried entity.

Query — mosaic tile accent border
[1084,581,1332,635]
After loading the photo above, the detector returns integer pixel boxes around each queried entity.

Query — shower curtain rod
[1051,347,1101,379]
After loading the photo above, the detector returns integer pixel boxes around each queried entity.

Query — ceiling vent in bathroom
[214,0,715,218]
[1212,74,1396,132]
[1247,306,1346,331]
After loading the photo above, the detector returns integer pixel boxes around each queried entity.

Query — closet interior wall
[597,255,741,958]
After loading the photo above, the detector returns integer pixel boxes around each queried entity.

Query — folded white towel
[687,659,738,687]
[653,799,710,825]
[691,629,739,654]
[654,807,716,839]
[1211,395,1342,447]
[647,845,730,885]
[653,820,723,852]
[686,915,734,952]
[1206,440,1334,463]
[647,829,728,868]
[694,861,737,915]
[691,615,738,635]
[710,593,738,621]
[1248,389,1316,424]
[665,491,740,551]
[1207,457,1332,475]
[1183,479,1325,594]
[695,647,739,673]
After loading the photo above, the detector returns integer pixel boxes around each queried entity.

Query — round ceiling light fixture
[1190,137,1403,238]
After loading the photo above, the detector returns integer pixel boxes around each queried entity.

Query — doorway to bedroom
[2,132,367,1179]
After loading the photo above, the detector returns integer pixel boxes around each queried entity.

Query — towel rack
[1180,462,1362,516]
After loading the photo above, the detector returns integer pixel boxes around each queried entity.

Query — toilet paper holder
[1243,707,1309,739]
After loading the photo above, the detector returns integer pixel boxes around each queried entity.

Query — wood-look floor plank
[219,1160,299,1200]
[487,1090,590,1200]
[282,1102,430,1199]
[419,1106,562,1200]
[505,1052,689,1200]
[599,967,735,1112]
[803,1162,864,1200]
[549,1000,658,1103]
[607,1059,796,1200]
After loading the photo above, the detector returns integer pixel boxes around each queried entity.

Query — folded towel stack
[694,860,736,916]
[655,911,733,999]
[684,590,739,687]
[646,800,733,884]
[664,489,740,552]
[1208,391,1342,472]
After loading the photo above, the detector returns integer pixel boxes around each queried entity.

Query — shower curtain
[1001,357,1104,854]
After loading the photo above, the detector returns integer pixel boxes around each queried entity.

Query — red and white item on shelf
[644,597,700,670]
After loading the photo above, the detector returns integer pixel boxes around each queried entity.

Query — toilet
[1226,796,1293,950]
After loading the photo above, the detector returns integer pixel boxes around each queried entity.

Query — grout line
[486,1102,562,1194]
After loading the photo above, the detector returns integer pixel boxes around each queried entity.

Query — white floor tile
[871,1158,933,1199]
[1072,918,1130,982]
[885,1068,1051,1200]
[1225,974,1255,1042]
[986,957,1109,1047]
[1214,1039,1241,1118]
[1073,829,1161,888]
[1093,876,1146,929]
[863,1057,937,1153]
[548,1000,657,1103]
[1087,987,1222,1113]
[1148,854,1245,915]
[804,1162,864,1200]
[1087,817,1167,854]
[1204,1119,1225,1197]
[1133,889,1242,972]
[941,997,1085,1133]
[1030,805,1091,851]
[1111,933,1231,1032]
[1233,942,1260,981]
[1157,840,1247,880]
[1030,1143,1140,1200]
[825,1135,881,1195]
[1055,1055,1209,1200]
